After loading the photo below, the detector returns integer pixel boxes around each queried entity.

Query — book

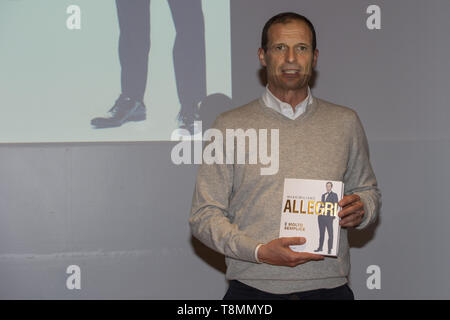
[279,178,344,257]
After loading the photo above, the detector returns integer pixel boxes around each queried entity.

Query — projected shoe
[91,95,146,129]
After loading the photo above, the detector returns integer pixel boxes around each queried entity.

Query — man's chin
[268,77,309,92]
[279,77,308,89]
[280,82,308,91]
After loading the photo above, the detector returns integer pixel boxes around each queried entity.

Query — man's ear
[312,48,319,68]
[258,48,267,67]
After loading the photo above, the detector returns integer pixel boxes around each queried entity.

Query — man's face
[258,20,318,95]
[326,183,332,193]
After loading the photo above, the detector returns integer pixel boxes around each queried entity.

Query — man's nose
[285,47,296,63]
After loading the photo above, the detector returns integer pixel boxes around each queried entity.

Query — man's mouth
[282,69,301,76]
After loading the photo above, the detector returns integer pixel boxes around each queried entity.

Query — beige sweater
[189,97,381,294]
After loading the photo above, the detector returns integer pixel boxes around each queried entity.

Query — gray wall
[1,0,450,299]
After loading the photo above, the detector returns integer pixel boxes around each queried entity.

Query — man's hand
[338,194,365,228]
[257,237,324,267]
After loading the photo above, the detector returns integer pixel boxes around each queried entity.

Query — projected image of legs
[91,0,206,135]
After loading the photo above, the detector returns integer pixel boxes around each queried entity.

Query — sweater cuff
[234,235,264,263]
[254,243,264,264]
[354,192,374,230]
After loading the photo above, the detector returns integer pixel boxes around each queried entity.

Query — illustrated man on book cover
[315,182,338,255]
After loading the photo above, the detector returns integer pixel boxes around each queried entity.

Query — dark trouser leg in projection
[91,0,149,129]
[168,0,206,132]
[116,0,150,102]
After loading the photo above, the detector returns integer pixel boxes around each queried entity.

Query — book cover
[279,178,344,257]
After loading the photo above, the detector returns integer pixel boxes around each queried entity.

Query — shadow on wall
[348,216,381,248]
[197,93,234,131]
[190,236,227,274]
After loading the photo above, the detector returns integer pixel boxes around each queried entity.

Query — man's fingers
[338,202,364,219]
[340,210,364,227]
[294,252,325,261]
[280,237,306,246]
[290,252,325,266]
[338,194,360,207]
[260,238,325,267]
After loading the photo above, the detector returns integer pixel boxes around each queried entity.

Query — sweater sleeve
[189,116,260,263]
[343,111,381,230]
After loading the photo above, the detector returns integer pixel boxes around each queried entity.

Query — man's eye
[275,45,285,51]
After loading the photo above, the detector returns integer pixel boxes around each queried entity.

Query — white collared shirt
[262,85,313,120]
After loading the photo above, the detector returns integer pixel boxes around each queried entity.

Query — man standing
[314,182,339,255]
[190,12,381,300]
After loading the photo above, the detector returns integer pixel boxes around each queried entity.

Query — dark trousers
[223,280,354,300]
[115,0,206,111]
[317,215,334,251]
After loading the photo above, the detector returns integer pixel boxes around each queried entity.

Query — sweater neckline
[257,95,319,126]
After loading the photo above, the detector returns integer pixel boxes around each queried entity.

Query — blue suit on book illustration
[314,182,339,255]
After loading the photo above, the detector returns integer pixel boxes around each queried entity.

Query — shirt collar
[262,85,313,120]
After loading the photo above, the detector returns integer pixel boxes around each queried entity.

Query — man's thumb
[282,237,306,246]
